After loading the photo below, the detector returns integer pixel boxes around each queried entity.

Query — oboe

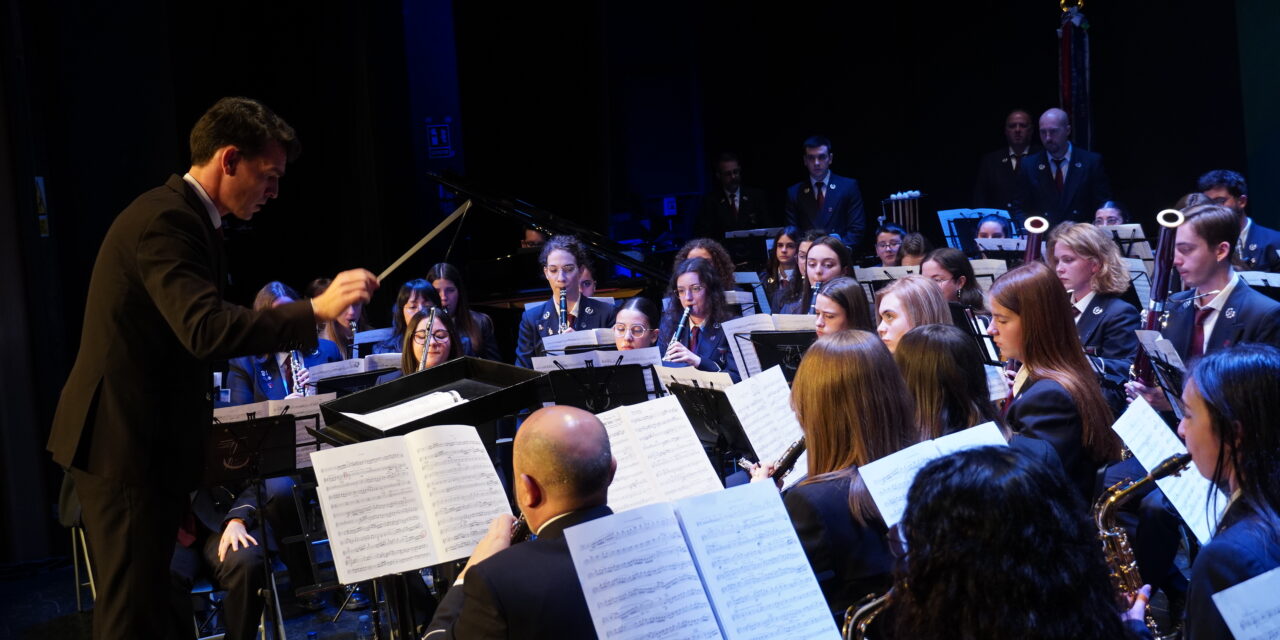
[558,289,569,334]
[665,306,691,356]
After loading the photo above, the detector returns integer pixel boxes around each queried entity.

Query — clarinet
[289,349,310,396]
[418,307,438,372]
[665,306,691,356]
[510,513,532,544]
[737,436,807,481]
[807,281,821,314]
[558,289,569,334]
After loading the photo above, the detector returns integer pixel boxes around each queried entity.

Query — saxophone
[1094,452,1192,638]
[842,589,891,640]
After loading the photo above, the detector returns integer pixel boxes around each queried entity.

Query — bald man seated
[424,405,616,639]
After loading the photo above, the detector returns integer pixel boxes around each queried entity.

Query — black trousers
[170,529,266,640]
[71,468,187,640]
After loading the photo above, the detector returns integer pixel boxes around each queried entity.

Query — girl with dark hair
[612,297,661,351]
[307,277,374,360]
[988,261,1122,499]
[891,446,1134,640]
[514,235,617,368]
[658,257,740,381]
[921,247,987,311]
[372,279,439,355]
[428,262,500,361]
[398,308,464,376]
[1095,200,1128,226]
[874,223,907,267]
[813,277,874,336]
[673,237,737,291]
[761,226,800,311]
[780,235,851,314]
[1175,344,1280,640]
[976,213,1012,238]
[750,331,920,619]
[898,232,931,267]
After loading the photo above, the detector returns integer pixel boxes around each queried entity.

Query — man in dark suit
[784,136,866,250]
[1011,108,1112,226]
[695,152,774,238]
[47,97,378,639]
[972,109,1039,211]
[1198,169,1280,273]
[425,405,615,639]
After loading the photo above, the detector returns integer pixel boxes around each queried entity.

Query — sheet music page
[771,314,818,331]
[1111,398,1225,544]
[721,315,776,378]
[622,396,723,505]
[975,237,1026,252]
[969,258,1008,280]
[363,353,402,371]
[310,438,436,584]
[858,441,941,528]
[542,328,615,354]
[932,421,1008,457]
[656,366,734,391]
[1136,330,1186,372]
[595,406,655,514]
[307,358,368,382]
[404,424,512,562]
[723,366,804,474]
[340,390,467,431]
[1211,566,1280,640]
[985,364,1008,402]
[531,350,595,373]
[564,503,722,640]
[676,482,840,640]
[608,346,663,368]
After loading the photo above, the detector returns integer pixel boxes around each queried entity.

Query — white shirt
[724,187,741,209]
[809,172,832,197]
[1072,290,1097,325]
[1193,271,1241,355]
[1008,146,1030,171]
[182,173,222,230]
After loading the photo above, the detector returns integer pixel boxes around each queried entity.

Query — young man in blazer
[1198,169,1280,273]
[784,136,866,251]
[47,97,378,639]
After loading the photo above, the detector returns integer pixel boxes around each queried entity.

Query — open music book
[721,314,816,378]
[214,393,338,469]
[723,366,808,490]
[860,422,1008,527]
[565,481,840,640]
[310,424,510,584]
[307,353,402,383]
[597,396,724,513]
[1111,398,1226,545]
[541,328,617,354]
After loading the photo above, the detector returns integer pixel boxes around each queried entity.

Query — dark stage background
[0,0,1275,562]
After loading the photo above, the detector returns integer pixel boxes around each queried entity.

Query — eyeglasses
[612,324,651,338]
[675,284,706,297]
[876,241,903,250]
[412,330,451,344]
[544,264,578,276]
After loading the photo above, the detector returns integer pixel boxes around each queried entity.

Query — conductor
[46,97,378,639]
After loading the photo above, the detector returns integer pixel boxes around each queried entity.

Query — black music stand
[748,331,817,383]
[666,382,756,478]
[1146,351,1187,421]
[314,368,398,397]
[948,302,1001,365]
[542,362,655,413]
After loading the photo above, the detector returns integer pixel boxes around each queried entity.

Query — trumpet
[289,349,310,396]
[665,306,691,355]
[807,281,822,314]
[1094,452,1192,639]
[510,513,532,544]
[558,288,570,334]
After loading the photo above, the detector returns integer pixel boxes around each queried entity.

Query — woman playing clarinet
[658,257,740,382]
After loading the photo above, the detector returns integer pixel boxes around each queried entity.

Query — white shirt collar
[182,173,222,230]
[1050,143,1073,164]
[810,172,832,189]
[1198,271,1240,312]
[533,511,574,536]
[1072,290,1097,323]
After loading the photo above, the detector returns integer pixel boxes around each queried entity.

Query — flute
[665,306,691,356]
[418,307,438,372]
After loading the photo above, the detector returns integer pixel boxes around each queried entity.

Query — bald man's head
[1038,108,1071,157]
[514,406,613,504]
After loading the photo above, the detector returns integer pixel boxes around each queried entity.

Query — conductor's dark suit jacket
[784,174,866,249]
[696,186,774,239]
[425,505,613,640]
[47,174,318,490]
[1012,147,1112,226]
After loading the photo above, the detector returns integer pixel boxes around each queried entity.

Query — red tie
[815,182,826,211]
[1053,159,1065,192]
[689,326,701,352]
[567,312,576,328]
[1189,306,1214,359]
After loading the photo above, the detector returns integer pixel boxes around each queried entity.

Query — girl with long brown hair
[428,262,501,361]
[875,274,952,352]
[987,261,1121,499]
[751,330,920,620]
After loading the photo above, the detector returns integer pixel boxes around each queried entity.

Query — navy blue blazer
[1077,293,1140,363]
[425,505,612,640]
[784,174,866,249]
[1162,280,1280,362]
[972,146,1039,210]
[1006,378,1105,500]
[226,339,343,404]
[514,297,617,368]
[1011,147,1112,226]
[783,473,892,619]
[1185,507,1280,640]
[1238,219,1280,273]
[657,312,742,383]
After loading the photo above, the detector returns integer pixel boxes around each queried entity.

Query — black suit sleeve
[1097,301,1140,361]
[226,357,257,405]
[1185,537,1263,640]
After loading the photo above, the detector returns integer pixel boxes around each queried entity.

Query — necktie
[1189,306,1214,359]
[567,312,577,329]
[728,191,739,215]
[689,326,701,352]
[1053,158,1065,192]
[1072,306,1081,321]
[814,182,826,211]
